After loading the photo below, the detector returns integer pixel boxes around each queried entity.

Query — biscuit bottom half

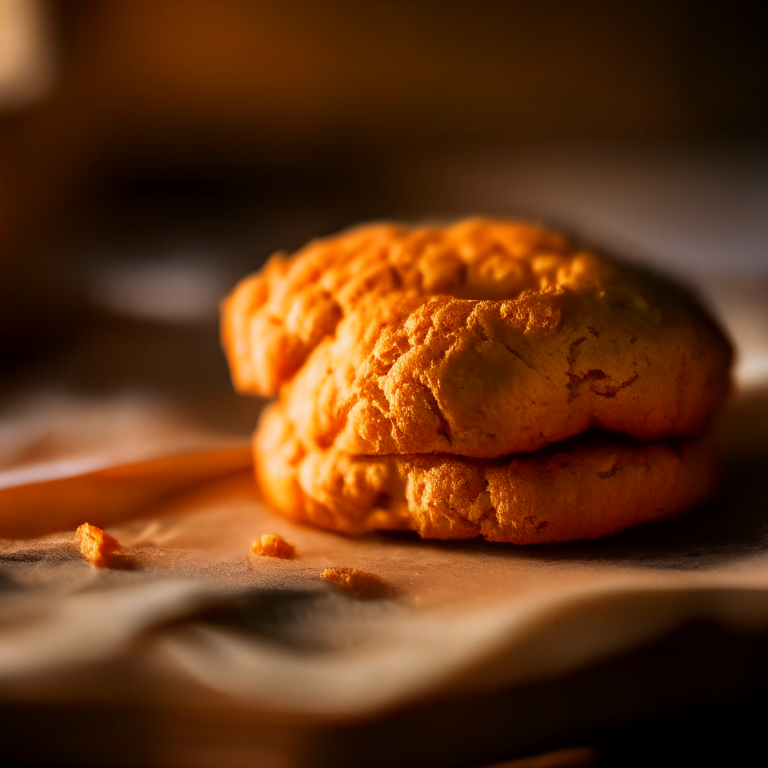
[254,403,718,545]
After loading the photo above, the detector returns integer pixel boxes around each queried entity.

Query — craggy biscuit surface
[224,219,730,542]
[255,402,718,545]
[223,220,731,457]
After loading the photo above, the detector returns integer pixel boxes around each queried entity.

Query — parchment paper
[1,278,767,767]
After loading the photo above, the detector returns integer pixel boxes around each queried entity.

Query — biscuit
[223,219,731,543]
[254,402,718,544]
[223,220,731,457]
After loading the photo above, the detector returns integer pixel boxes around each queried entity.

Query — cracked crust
[223,219,573,396]
[254,401,718,544]
[223,219,732,457]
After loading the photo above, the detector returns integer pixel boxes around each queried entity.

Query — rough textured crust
[321,567,393,599]
[255,402,719,545]
[223,219,731,457]
[225,219,730,542]
[250,533,295,559]
[76,523,119,567]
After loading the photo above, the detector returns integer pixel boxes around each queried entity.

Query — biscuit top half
[225,219,622,395]
[222,219,732,457]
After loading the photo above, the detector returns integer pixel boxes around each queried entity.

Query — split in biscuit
[255,402,718,545]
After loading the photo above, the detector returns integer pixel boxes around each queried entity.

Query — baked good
[255,400,717,544]
[222,219,732,543]
[250,533,295,559]
[321,567,394,599]
[76,523,119,567]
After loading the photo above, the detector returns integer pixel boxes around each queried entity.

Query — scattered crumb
[321,567,394,599]
[251,533,296,559]
[76,523,119,568]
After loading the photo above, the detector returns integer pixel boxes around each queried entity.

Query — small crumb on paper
[251,533,295,559]
[321,567,394,599]
[76,523,119,568]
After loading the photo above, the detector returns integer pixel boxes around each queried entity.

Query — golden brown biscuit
[223,219,731,542]
[223,220,731,458]
[254,402,718,545]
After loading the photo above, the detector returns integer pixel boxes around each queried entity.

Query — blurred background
[1,5,768,765]
[1,0,767,443]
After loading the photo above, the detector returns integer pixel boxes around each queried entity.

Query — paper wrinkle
[0,579,220,680]
[0,280,767,721]
[157,579,768,716]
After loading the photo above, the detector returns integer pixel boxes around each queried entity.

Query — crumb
[251,533,295,559]
[76,523,119,568]
[321,567,394,599]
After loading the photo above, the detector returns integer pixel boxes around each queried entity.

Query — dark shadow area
[0,570,21,593]
[307,618,768,767]
[157,587,398,654]
[3,618,768,767]
[181,587,327,652]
